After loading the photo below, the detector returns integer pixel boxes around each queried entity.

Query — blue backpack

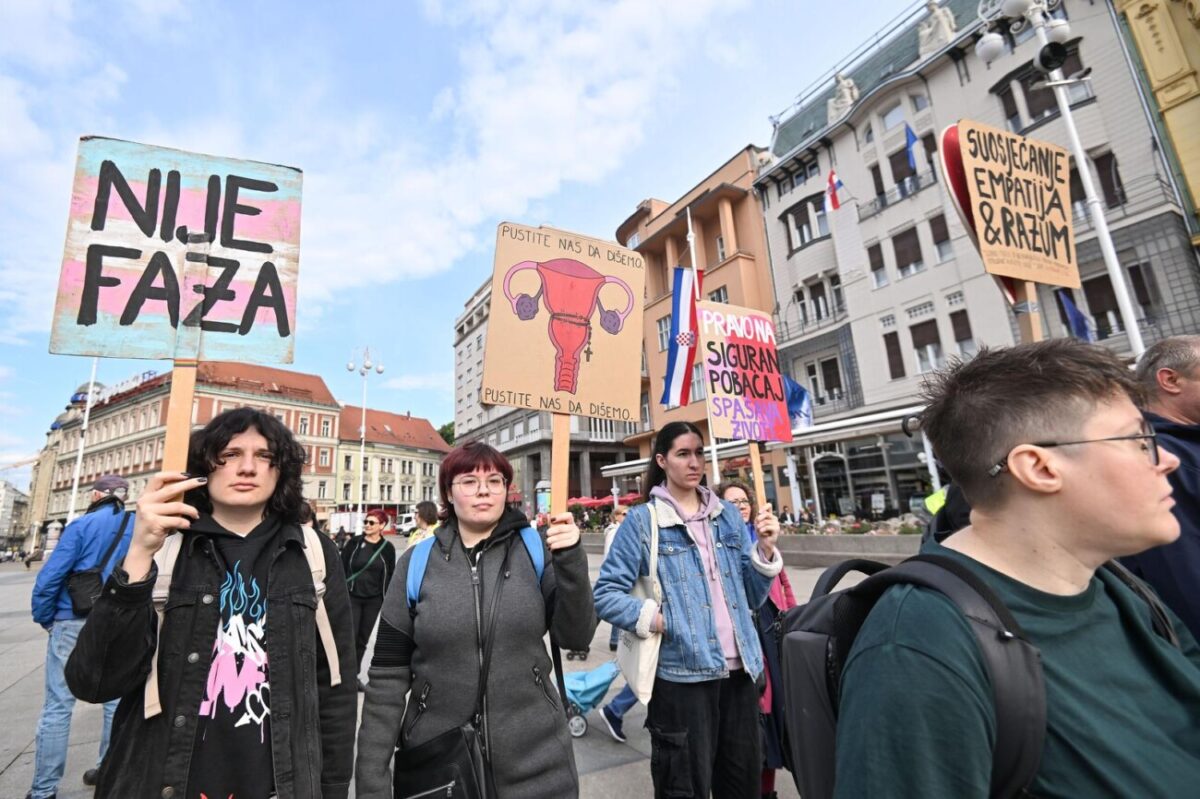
[406,526,545,610]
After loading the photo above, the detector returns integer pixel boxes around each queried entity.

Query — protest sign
[51,136,303,362]
[481,222,646,511]
[696,302,793,444]
[958,119,1079,288]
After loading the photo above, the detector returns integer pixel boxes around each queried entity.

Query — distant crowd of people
[19,335,1200,798]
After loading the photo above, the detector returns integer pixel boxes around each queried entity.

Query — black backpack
[779,553,1180,799]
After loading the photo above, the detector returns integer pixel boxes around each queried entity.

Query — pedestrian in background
[27,475,132,799]
[342,508,396,689]
[718,480,793,799]
[1122,335,1200,639]
[595,421,783,799]
[355,441,597,798]
[602,505,629,652]
[405,500,439,549]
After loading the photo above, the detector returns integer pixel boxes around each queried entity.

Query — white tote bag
[616,504,662,705]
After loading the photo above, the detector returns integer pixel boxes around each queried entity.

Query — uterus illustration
[503,258,635,394]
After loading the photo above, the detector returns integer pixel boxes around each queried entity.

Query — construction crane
[1,454,39,472]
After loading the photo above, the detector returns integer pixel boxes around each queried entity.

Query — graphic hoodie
[188,514,281,799]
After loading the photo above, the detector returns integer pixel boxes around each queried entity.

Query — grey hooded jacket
[355,509,597,798]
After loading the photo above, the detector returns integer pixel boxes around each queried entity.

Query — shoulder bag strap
[1101,560,1180,648]
[96,511,132,572]
[346,539,386,584]
[473,540,513,724]
[647,503,661,604]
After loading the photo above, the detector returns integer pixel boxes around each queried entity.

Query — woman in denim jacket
[594,421,784,798]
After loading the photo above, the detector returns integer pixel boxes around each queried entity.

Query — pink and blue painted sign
[50,136,302,363]
[696,301,793,444]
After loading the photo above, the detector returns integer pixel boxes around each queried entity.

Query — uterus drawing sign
[502,258,635,394]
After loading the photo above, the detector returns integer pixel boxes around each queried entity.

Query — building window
[1093,153,1126,209]
[321,418,331,436]
[319,449,330,467]
[299,416,309,435]
[863,124,874,144]
[657,316,672,351]
[715,235,726,262]
[810,282,830,321]
[344,455,352,471]
[814,204,829,237]
[869,244,888,288]
[820,358,843,399]
[692,363,706,401]
[881,101,905,130]
[778,178,791,200]
[318,481,327,499]
[884,332,906,379]
[626,232,639,249]
[881,313,896,329]
[946,291,965,307]
[930,214,952,262]
[342,483,351,501]
[907,301,936,319]
[911,93,929,112]
[998,85,1022,132]
[787,201,814,251]
[910,320,943,373]
[709,286,729,304]
[830,274,844,313]
[893,228,924,278]
[951,310,976,356]
[529,414,540,432]
[361,483,368,501]
[793,287,809,326]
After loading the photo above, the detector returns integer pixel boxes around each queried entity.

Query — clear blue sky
[0,0,911,487]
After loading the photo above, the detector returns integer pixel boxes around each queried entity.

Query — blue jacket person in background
[27,474,132,799]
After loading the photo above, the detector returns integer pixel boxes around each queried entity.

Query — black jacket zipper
[406,681,432,742]
[532,665,558,711]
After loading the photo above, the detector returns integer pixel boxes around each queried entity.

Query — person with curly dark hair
[64,407,358,799]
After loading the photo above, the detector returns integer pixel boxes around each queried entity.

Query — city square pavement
[0,552,826,798]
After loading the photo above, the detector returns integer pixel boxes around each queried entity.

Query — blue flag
[1057,290,1095,342]
[783,375,813,429]
[905,123,919,171]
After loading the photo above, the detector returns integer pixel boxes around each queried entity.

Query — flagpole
[686,207,721,487]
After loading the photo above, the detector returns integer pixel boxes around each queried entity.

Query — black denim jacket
[65,522,358,799]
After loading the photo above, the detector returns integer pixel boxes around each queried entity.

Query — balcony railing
[858,168,938,221]
[776,305,849,344]
[1070,175,1176,236]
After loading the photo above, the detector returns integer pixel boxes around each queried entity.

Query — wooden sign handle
[747,441,768,512]
[550,412,571,515]
[1014,281,1044,344]
[162,359,198,472]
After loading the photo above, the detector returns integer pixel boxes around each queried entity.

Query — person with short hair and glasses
[342,508,396,690]
[1121,335,1200,640]
[355,441,597,798]
[833,340,1200,797]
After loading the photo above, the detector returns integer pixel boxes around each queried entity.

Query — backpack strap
[144,532,184,719]
[406,535,437,612]
[518,526,545,583]
[849,554,1046,799]
[301,525,341,688]
[1100,559,1180,648]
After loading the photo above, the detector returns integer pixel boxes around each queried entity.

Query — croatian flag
[905,123,919,170]
[661,266,703,407]
[825,170,845,211]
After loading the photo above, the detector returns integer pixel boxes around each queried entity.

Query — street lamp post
[975,0,1145,356]
[347,347,384,536]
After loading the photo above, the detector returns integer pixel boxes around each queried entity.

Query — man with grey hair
[1123,335,1200,639]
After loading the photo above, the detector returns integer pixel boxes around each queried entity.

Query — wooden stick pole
[747,441,768,510]
[162,359,198,472]
[550,412,571,514]
[1014,281,1044,344]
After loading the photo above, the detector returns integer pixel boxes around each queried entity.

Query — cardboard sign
[50,136,303,362]
[696,301,792,443]
[480,222,645,421]
[958,120,1078,288]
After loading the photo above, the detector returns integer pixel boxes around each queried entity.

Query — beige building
[334,405,450,524]
[31,364,344,549]
[1115,0,1200,244]
[755,0,1200,518]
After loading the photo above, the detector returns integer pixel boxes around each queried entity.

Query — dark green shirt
[834,541,1200,798]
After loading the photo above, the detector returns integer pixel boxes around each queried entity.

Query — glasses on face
[451,475,507,495]
[987,430,1160,477]
[364,519,379,526]
[728,498,751,507]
